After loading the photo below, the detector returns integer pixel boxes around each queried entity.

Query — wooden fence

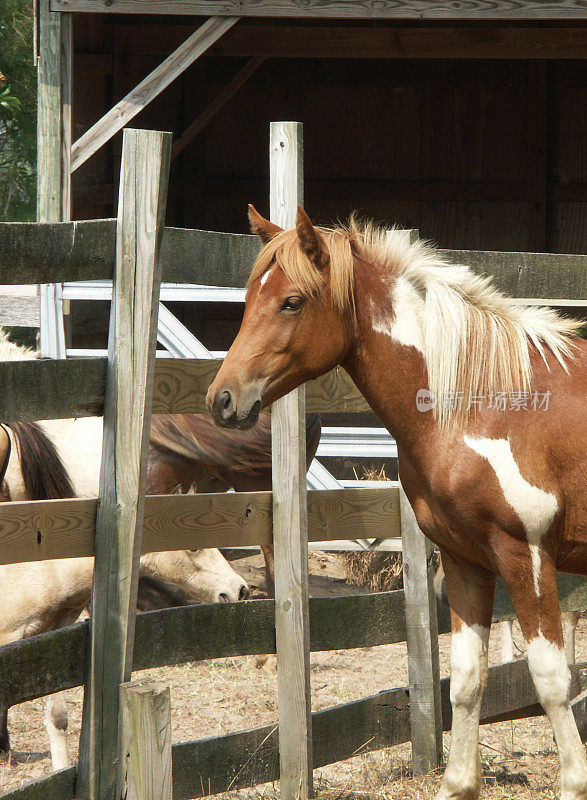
[0,124,585,800]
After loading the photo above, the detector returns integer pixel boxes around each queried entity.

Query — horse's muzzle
[207,387,261,430]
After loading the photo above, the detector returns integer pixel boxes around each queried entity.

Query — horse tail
[9,422,76,500]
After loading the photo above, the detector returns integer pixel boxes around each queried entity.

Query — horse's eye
[281,296,303,312]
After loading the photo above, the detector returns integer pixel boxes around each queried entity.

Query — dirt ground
[0,552,584,799]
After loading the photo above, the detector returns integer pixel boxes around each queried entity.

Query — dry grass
[340,552,404,592]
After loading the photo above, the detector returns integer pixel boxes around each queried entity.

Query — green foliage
[0,0,36,220]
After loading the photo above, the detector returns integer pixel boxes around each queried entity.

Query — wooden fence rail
[0,220,586,300]
[1,581,585,711]
[3,656,585,800]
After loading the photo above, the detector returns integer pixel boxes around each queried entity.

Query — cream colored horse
[0,330,249,768]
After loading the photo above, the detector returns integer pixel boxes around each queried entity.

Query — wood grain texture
[270,121,313,800]
[37,0,64,223]
[0,766,76,800]
[37,0,71,358]
[120,681,173,800]
[1,221,584,299]
[77,130,172,800]
[0,487,400,565]
[48,0,587,18]
[398,482,442,773]
[70,18,238,172]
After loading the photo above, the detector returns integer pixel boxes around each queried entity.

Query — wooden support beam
[210,24,587,60]
[49,0,587,19]
[37,0,72,358]
[399,479,443,774]
[70,16,238,173]
[171,56,265,161]
[120,681,173,800]
[76,129,171,800]
[270,121,313,800]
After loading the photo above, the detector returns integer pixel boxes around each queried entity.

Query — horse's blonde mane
[0,328,37,361]
[249,218,580,426]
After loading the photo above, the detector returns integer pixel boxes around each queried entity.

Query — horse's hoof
[434,779,480,800]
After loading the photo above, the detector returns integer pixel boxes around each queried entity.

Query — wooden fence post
[399,481,443,774]
[120,681,173,800]
[76,128,172,800]
[270,121,313,800]
[37,0,72,358]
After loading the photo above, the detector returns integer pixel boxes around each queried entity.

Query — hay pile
[340,550,403,591]
[339,466,403,591]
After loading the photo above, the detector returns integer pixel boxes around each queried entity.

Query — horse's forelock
[247,226,355,314]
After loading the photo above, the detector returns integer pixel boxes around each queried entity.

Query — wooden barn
[36,2,586,354]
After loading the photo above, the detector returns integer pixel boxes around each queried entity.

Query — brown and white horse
[208,207,586,800]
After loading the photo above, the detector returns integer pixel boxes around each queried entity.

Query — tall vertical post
[77,129,172,800]
[37,0,72,357]
[399,482,443,773]
[270,121,313,800]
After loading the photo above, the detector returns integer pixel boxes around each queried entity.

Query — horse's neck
[342,261,438,460]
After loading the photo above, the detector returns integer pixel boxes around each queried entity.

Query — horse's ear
[296,206,328,269]
[248,205,282,244]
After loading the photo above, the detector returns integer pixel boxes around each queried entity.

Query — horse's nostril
[220,390,232,411]
[239,584,250,601]
[219,592,231,603]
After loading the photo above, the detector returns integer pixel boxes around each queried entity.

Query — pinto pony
[208,206,586,800]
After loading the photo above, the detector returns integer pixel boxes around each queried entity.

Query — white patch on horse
[260,266,274,287]
[370,276,424,353]
[526,633,587,796]
[463,436,558,594]
[439,622,489,799]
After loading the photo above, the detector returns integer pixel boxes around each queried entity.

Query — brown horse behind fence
[148,412,322,594]
[208,206,587,800]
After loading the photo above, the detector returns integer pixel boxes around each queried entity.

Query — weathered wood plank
[270,120,313,800]
[171,686,411,800]
[0,222,585,300]
[49,0,587,19]
[0,359,365,421]
[0,591,584,712]
[0,358,106,421]
[37,0,71,359]
[0,487,400,565]
[3,658,584,800]
[77,130,172,800]
[399,481,442,773]
[70,18,238,172]
[0,766,76,800]
[0,592,407,708]
[120,681,173,800]
[441,248,587,302]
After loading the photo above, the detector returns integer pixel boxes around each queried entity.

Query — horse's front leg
[0,706,9,754]
[43,692,69,771]
[436,549,495,800]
